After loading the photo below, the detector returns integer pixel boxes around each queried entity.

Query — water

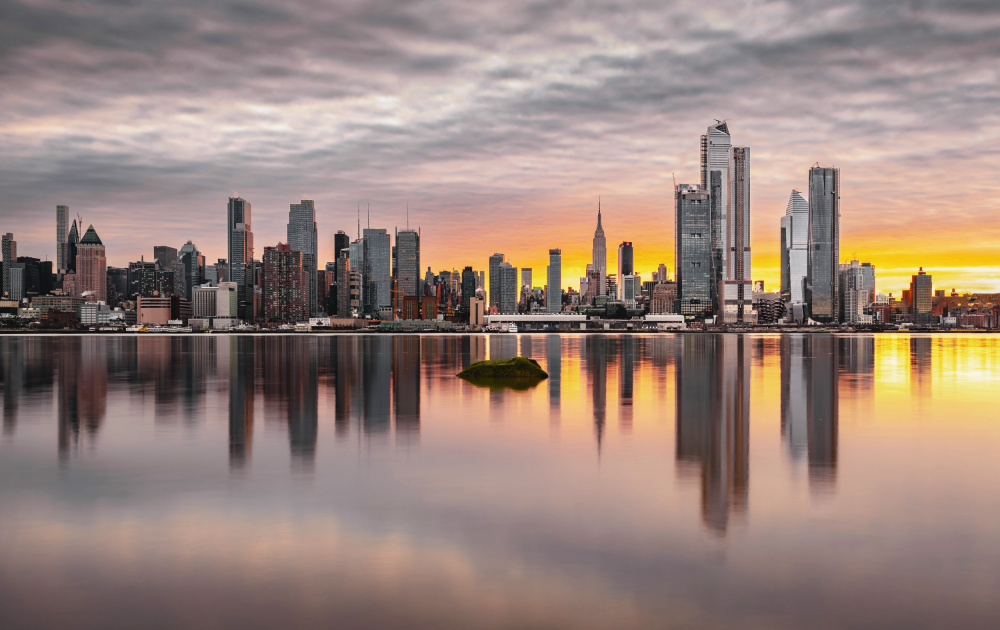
[1,333,998,629]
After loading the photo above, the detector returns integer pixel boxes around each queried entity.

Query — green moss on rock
[457,357,548,385]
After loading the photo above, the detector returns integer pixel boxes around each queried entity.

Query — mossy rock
[458,357,548,389]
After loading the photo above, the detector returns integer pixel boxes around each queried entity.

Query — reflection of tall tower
[780,335,808,460]
[333,336,356,439]
[585,336,608,454]
[364,337,392,435]
[619,335,635,433]
[546,335,561,413]
[56,337,108,460]
[228,336,255,470]
[910,336,932,399]
[393,336,421,445]
[806,335,838,492]
[288,338,319,471]
[675,335,749,535]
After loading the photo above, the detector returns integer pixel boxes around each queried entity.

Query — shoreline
[0,329,996,336]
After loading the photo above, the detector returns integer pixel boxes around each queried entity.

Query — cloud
[1,0,999,291]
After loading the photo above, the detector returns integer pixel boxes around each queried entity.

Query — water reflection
[675,335,750,534]
[3,334,1000,629]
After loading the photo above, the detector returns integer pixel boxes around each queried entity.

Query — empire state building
[592,202,607,297]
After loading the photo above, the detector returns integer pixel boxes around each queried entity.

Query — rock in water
[457,357,548,389]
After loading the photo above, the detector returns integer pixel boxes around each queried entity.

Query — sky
[2,0,999,295]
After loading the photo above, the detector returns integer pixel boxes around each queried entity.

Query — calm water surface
[1,333,999,629]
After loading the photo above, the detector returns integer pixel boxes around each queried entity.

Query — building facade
[780,189,809,321]
[547,248,562,312]
[488,253,505,309]
[76,226,107,302]
[498,262,518,314]
[617,241,633,301]
[363,228,391,315]
[263,243,308,323]
[287,200,318,315]
[676,184,714,318]
[56,205,69,272]
[806,166,840,323]
[395,229,420,299]
[227,197,254,321]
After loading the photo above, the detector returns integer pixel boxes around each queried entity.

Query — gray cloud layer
[1,0,999,285]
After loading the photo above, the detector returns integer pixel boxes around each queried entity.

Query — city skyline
[2,1,999,295]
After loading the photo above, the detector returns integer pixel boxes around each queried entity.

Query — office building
[227,197,254,321]
[621,274,640,309]
[617,241,633,301]
[675,184,713,318]
[461,266,476,319]
[106,267,128,307]
[395,229,420,299]
[154,245,178,270]
[263,243,308,323]
[2,233,16,299]
[701,122,752,323]
[178,241,205,302]
[498,262,518,314]
[651,282,677,314]
[66,220,79,274]
[911,268,933,325]
[488,253,505,309]
[56,205,69,272]
[76,225,107,302]
[592,203,607,297]
[839,260,875,324]
[780,189,809,321]
[547,248,562,312]
[521,268,532,292]
[806,166,840,323]
[287,200,318,315]
[363,228,391,315]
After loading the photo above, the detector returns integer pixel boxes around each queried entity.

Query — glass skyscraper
[547,248,561,312]
[395,229,420,299]
[227,197,253,321]
[807,166,840,323]
[363,228,391,315]
[287,200,318,316]
[780,189,809,321]
[675,184,713,318]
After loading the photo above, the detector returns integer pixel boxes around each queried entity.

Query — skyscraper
[363,228,391,315]
[395,229,420,299]
[66,220,79,274]
[780,189,809,321]
[287,200,318,315]
[617,241,633,301]
[2,233,16,299]
[675,184,713,318]
[178,241,204,302]
[56,205,68,273]
[498,262,518,314]
[76,225,107,302]
[592,203,607,297]
[701,121,751,322]
[263,243,307,323]
[154,245,178,270]
[228,197,254,321]
[487,253,505,309]
[807,166,840,323]
[461,266,476,319]
[911,268,933,325]
[547,248,561,312]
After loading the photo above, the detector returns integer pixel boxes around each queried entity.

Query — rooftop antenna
[357,203,360,240]
[367,203,370,229]
[406,202,409,231]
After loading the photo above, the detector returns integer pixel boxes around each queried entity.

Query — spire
[357,203,360,240]
[597,197,602,228]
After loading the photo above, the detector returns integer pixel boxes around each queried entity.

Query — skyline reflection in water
[1,333,999,629]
